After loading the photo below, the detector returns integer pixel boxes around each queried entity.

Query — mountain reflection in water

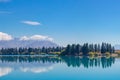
[0,56,115,77]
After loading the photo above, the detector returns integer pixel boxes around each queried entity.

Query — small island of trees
[0,42,116,56]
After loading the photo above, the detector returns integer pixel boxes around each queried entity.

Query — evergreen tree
[76,44,81,55]
[71,44,76,55]
[65,44,71,55]
[94,44,98,52]
[82,43,89,55]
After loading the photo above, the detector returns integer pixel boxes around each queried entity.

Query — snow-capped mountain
[0,38,58,48]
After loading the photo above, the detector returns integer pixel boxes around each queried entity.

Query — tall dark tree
[101,43,106,54]
[71,44,76,55]
[76,44,81,55]
[65,44,71,55]
[82,43,89,55]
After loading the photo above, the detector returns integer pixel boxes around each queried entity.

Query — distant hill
[114,45,120,50]
[0,38,58,48]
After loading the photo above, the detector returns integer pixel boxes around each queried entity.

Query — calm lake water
[0,55,120,80]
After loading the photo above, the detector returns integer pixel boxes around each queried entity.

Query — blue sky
[0,0,120,46]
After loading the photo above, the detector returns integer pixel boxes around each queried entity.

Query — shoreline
[0,53,119,57]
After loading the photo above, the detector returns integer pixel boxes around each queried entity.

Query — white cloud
[0,0,11,2]
[20,35,53,41]
[22,21,41,26]
[0,32,13,41]
[0,32,53,41]
[20,36,29,40]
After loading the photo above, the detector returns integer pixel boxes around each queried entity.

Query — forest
[0,43,115,56]
[61,43,115,56]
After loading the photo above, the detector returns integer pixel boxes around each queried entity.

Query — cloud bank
[0,32,13,41]
[22,21,41,26]
[20,35,53,41]
[0,32,53,41]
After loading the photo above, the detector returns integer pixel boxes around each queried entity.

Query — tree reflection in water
[0,56,115,68]
[61,56,115,68]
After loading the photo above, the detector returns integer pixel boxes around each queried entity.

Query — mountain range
[0,38,58,48]
[114,45,120,50]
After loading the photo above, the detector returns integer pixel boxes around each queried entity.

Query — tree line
[61,43,115,56]
[0,47,64,55]
[0,43,115,56]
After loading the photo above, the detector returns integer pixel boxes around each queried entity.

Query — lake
[0,55,120,80]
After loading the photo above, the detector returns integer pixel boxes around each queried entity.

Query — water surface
[0,56,120,80]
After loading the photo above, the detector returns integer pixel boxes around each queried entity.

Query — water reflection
[0,67,12,77]
[0,56,56,77]
[0,56,116,77]
[61,56,115,68]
